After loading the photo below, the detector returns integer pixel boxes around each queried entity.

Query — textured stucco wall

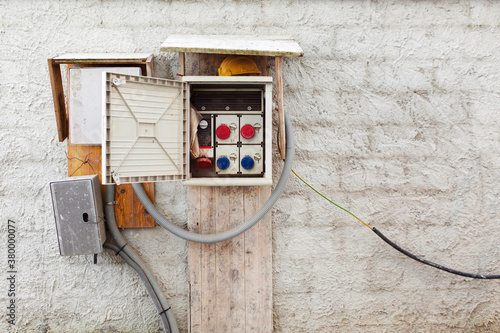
[1,0,500,332]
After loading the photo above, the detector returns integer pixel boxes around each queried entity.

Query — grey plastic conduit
[105,185,179,333]
[132,112,295,244]
[103,242,170,333]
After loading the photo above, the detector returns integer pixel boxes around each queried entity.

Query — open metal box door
[102,73,188,184]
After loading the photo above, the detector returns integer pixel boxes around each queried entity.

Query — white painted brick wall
[1,1,499,332]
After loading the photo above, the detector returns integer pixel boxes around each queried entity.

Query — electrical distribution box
[102,73,272,186]
[50,175,106,256]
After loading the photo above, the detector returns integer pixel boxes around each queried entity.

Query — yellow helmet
[218,55,261,76]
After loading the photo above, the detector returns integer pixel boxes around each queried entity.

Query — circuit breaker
[50,175,106,256]
[102,74,272,186]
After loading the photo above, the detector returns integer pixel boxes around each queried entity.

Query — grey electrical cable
[132,112,295,244]
[105,185,179,333]
[103,242,170,332]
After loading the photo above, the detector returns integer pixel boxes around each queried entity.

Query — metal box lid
[50,175,106,256]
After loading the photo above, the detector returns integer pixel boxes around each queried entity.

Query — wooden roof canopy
[161,34,303,160]
[160,34,303,57]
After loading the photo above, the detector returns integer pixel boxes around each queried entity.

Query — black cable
[103,242,171,332]
[372,227,500,279]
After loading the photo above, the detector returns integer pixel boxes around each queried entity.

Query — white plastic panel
[183,178,271,186]
[215,146,239,175]
[240,146,264,175]
[215,115,239,144]
[182,76,272,84]
[69,67,142,145]
[103,73,187,184]
[240,115,263,144]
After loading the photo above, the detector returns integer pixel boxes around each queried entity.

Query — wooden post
[179,52,185,76]
[146,55,154,77]
[186,53,273,332]
[275,56,286,160]
[47,58,68,142]
[187,186,273,332]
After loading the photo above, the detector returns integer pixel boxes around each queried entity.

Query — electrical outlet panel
[239,146,264,175]
[240,115,264,144]
[185,76,272,186]
[215,115,239,144]
[215,145,239,175]
[50,175,106,256]
[103,74,272,186]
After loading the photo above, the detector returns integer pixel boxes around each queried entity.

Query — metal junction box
[50,175,106,256]
[102,74,272,186]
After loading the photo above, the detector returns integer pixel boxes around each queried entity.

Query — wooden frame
[47,53,154,142]
[275,56,286,160]
[56,55,156,229]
